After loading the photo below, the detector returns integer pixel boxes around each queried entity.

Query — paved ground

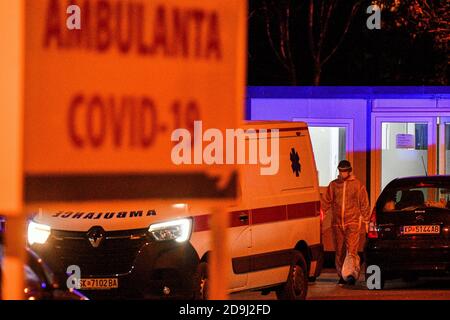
[230,269,450,300]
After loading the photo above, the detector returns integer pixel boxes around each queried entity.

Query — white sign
[24,0,246,202]
[396,134,415,149]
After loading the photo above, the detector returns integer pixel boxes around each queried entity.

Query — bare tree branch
[319,0,338,58]
[321,1,362,66]
[308,0,317,59]
[262,0,290,71]
[285,0,297,84]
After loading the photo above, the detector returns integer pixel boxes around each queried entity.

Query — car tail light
[368,207,378,239]
[319,207,324,243]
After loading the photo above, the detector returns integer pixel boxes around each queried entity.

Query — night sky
[247,0,448,86]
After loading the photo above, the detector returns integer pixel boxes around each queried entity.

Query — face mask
[339,171,350,180]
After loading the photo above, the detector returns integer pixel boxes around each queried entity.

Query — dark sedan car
[365,175,450,289]
[0,219,87,300]
[0,244,88,300]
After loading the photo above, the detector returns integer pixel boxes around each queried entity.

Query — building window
[309,127,347,186]
[415,124,428,150]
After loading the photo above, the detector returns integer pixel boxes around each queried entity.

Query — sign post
[209,204,231,299]
[0,0,25,300]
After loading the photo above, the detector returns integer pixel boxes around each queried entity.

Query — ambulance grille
[51,228,149,276]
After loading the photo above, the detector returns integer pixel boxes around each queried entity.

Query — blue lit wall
[246,86,450,191]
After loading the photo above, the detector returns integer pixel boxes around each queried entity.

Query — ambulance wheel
[276,252,308,300]
[193,262,208,300]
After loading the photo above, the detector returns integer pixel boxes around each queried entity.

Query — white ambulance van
[27,121,323,300]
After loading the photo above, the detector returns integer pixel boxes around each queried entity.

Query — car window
[382,186,450,212]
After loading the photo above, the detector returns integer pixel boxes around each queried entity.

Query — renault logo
[87,226,105,248]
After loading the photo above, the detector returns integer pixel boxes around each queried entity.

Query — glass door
[371,115,437,205]
[292,118,353,188]
[380,121,431,189]
[439,117,450,175]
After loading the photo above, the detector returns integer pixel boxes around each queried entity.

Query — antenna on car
[421,156,428,176]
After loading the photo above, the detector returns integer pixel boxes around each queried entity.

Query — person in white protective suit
[321,160,371,285]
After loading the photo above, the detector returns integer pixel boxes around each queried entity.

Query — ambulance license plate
[402,225,440,235]
[80,278,118,290]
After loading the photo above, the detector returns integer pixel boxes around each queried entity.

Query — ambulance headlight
[27,221,51,245]
[149,218,192,243]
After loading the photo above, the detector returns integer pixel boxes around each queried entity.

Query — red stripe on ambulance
[192,201,320,232]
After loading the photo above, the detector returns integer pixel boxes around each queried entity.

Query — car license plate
[80,278,118,290]
[402,225,440,235]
